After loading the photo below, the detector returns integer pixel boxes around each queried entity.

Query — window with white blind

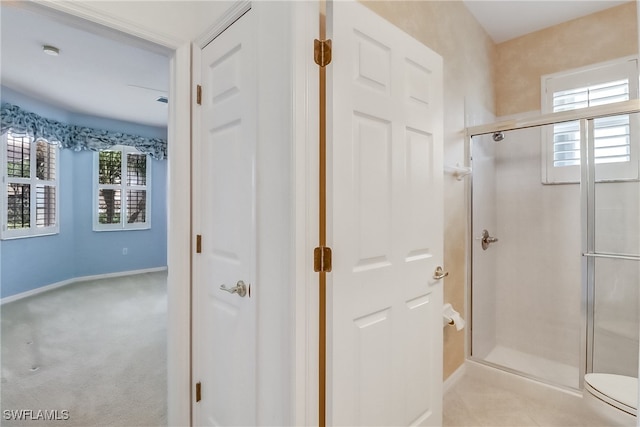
[93,145,151,231]
[541,56,639,183]
[1,132,59,239]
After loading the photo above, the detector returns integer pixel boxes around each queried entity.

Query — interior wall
[495,1,638,117]
[0,87,168,299]
[360,0,496,380]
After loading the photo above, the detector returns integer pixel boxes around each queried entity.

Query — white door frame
[15,2,193,425]
[291,2,320,425]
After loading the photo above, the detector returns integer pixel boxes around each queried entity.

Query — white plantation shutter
[93,145,151,231]
[542,57,639,183]
[1,132,59,240]
[552,80,630,167]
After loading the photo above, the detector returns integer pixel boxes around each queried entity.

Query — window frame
[93,145,152,231]
[1,132,60,240]
[541,56,639,184]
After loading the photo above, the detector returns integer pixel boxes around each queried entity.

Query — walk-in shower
[468,105,640,394]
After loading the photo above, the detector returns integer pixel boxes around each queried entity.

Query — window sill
[92,226,151,232]
[1,230,60,240]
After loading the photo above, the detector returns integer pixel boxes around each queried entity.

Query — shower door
[471,111,640,391]
[588,112,640,378]
[470,124,583,390]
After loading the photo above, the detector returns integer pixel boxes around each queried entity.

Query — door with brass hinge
[192,7,257,426]
[328,2,445,425]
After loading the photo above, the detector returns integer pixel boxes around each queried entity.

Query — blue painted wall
[1,87,167,298]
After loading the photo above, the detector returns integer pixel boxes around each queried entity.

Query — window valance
[0,103,167,160]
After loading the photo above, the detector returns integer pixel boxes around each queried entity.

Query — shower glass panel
[591,111,640,377]
[592,257,639,376]
[471,124,582,389]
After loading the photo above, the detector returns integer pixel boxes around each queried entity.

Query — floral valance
[0,103,167,160]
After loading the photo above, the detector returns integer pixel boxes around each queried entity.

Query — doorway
[3,5,178,419]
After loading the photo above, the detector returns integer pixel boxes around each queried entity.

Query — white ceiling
[463,0,632,43]
[1,4,170,128]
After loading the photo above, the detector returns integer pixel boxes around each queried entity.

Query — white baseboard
[444,362,467,393]
[1,266,168,305]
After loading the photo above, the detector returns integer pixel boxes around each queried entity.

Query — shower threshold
[484,345,580,390]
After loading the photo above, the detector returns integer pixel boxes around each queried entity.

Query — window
[541,57,639,183]
[94,145,151,231]
[1,132,59,239]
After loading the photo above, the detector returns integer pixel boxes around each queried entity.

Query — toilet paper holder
[442,303,465,331]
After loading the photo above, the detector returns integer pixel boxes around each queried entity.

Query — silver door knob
[480,229,498,250]
[220,280,248,297]
[433,266,449,280]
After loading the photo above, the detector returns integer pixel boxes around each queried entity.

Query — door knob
[479,229,498,250]
[433,266,449,280]
[220,280,248,297]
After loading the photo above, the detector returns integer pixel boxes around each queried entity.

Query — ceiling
[463,0,632,43]
[0,4,170,128]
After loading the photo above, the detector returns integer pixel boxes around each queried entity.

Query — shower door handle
[480,229,498,250]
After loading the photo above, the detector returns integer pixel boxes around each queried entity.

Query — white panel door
[330,2,444,425]
[193,9,257,427]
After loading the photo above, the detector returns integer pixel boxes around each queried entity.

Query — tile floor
[444,366,618,427]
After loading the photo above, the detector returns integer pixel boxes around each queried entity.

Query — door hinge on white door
[314,246,332,273]
[196,234,202,253]
[314,39,332,67]
[195,382,202,402]
[196,85,202,105]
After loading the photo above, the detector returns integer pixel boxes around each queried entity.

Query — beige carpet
[1,271,167,427]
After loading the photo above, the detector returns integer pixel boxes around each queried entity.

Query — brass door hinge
[195,382,202,402]
[314,39,332,67]
[196,84,202,105]
[314,246,332,273]
[196,235,202,253]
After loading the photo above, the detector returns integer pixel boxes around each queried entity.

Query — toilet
[584,373,637,426]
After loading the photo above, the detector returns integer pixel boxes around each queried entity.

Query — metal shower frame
[465,99,640,392]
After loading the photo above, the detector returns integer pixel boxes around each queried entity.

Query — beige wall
[496,1,638,117]
[361,0,497,380]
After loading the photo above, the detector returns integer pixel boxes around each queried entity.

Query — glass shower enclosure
[469,108,640,391]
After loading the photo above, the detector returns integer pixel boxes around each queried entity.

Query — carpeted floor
[1,271,167,427]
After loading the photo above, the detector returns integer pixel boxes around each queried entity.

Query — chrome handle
[480,229,498,250]
[433,266,449,280]
[220,280,248,298]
